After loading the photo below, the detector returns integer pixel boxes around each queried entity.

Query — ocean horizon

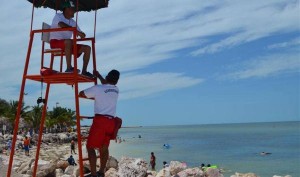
[109,121,300,177]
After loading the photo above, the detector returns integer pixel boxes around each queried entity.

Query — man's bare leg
[64,39,72,70]
[87,148,97,176]
[79,45,91,73]
[99,145,109,174]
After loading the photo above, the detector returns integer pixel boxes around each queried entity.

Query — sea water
[109,121,300,177]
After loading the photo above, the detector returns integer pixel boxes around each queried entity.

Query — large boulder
[118,157,148,177]
[230,172,258,177]
[156,167,171,177]
[169,161,187,175]
[107,156,118,170]
[36,171,47,177]
[4,134,13,140]
[64,165,75,175]
[58,133,70,143]
[177,167,204,177]
[42,134,52,143]
[17,159,34,174]
[105,168,119,177]
[39,163,57,175]
[75,163,91,177]
[30,159,51,174]
[57,160,69,170]
[205,168,224,177]
[55,168,64,176]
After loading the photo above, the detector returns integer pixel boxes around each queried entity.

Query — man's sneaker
[65,67,80,73]
[82,71,95,78]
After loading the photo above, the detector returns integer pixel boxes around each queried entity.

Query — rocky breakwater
[1,153,293,177]
[0,133,293,177]
[3,155,226,177]
[0,131,88,153]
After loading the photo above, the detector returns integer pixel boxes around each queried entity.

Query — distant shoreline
[81,125,143,128]
[79,120,300,129]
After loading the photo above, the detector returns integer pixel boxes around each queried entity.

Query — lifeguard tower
[6,0,109,176]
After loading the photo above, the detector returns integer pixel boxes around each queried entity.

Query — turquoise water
[109,121,300,177]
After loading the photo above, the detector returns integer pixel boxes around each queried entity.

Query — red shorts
[50,39,83,58]
[86,115,116,148]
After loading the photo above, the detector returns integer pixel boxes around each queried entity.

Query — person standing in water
[150,152,156,170]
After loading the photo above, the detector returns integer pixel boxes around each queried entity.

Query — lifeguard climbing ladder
[6,0,109,177]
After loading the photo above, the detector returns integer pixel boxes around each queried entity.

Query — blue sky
[0,0,299,126]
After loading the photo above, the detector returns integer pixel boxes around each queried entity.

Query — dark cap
[106,69,120,83]
[62,1,75,9]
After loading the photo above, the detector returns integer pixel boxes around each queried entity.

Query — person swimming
[260,151,272,155]
[163,144,170,149]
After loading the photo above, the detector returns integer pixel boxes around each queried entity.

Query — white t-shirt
[50,13,82,40]
[83,84,119,117]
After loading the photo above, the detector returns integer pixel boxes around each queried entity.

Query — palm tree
[47,107,76,131]
[24,105,43,133]
[5,100,30,128]
[0,98,10,116]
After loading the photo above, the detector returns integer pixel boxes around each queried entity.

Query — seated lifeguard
[49,0,93,78]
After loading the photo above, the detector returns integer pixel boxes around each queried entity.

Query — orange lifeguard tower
[6,0,109,176]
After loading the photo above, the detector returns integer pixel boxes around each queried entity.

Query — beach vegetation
[24,105,43,133]
[0,98,76,132]
[0,98,10,116]
[4,100,30,128]
[46,106,76,131]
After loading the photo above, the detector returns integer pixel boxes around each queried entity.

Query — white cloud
[0,0,299,103]
[191,0,300,55]
[268,37,300,49]
[222,52,300,80]
[118,72,204,100]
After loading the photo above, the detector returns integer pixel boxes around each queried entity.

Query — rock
[107,156,118,170]
[177,167,204,177]
[30,160,51,176]
[205,168,223,177]
[38,163,56,176]
[156,167,170,177]
[58,133,69,143]
[17,135,24,141]
[17,159,34,174]
[75,163,91,177]
[57,160,69,170]
[169,161,187,175]
[26,170,32,176]
[36,171,47,177]
[118,157,148,177]
[61,175,73,177]
[55,168,64,176]
[105,167,119,177]
[64,165,75,175]
[230,172,258,177]
[42,134,52,143]
[147,170,157,177]
[4,134,13,140]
